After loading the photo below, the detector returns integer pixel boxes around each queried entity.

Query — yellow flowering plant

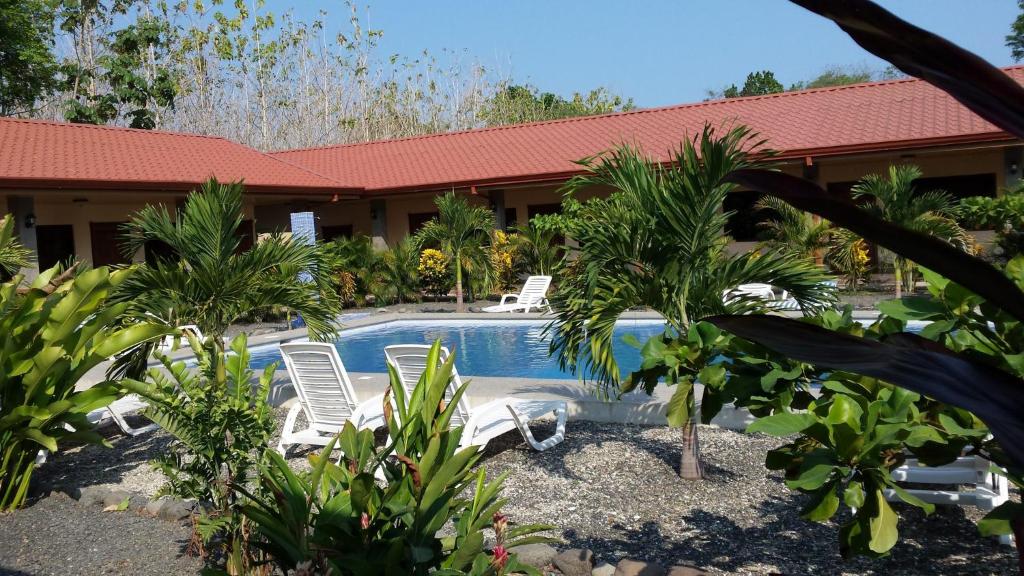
[419,249,453,299]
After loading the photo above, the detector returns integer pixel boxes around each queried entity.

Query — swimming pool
[249,319,669,379]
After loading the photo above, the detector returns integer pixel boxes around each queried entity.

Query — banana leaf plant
[228,341,554,575]
[0,265,172,510]
[707,0,1024,565]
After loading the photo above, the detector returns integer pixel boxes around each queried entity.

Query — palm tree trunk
[893,258,903,299]
[679,417,704,480]
[455,253,464,312]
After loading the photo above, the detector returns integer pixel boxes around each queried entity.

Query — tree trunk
[455,257,464,312]
[679,417,704,480]
[893,259,903,299]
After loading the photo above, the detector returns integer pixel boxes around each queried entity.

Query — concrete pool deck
[81,309,885,431]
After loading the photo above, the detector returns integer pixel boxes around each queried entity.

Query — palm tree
[114,179,340,363]
[0,214,32,279]
[415,192,494,312]
[549,124,836,479]
[754,195,832,262]
[851,164,969,297]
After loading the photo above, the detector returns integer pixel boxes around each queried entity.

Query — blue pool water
[249,319,669,379]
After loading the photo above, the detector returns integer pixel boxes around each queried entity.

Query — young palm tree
[114,179,340,364]
[549,124,836,479]
[0,214,32,278]
[851,164,969,297]
[754,195,833,262]
[415,192,494,312]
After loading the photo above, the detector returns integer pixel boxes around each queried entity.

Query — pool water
[249,319,669,379]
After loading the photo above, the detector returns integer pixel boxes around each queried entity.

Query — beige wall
[314,199,373,237]
[817,147,1005,191]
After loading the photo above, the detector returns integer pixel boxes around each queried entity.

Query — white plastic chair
[278,342,387,456]
[483,275,552,313]
[384,344,567,451]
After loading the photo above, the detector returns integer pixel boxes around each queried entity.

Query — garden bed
[13,415,1018,575]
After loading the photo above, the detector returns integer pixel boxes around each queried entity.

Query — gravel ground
[476,421,1018,576]
[15,413,1020,576]
[0,492,201,576]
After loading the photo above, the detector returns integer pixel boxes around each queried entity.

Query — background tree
[113,179,340,369]
[788,64,873,90]
[480,84,633,126]
[549,125,836,479]
[1008,0,1024,62]
[55,0,177,128]
[415,192,494,312]
[851,164,968,297]
[721,70,784,98]
[0,0,58,115]
[373,237,420,304]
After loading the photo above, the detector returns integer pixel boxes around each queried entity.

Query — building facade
[3,67,1023,274]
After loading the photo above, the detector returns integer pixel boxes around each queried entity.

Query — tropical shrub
[419,248,453,299]
[512,221,565,277]
[957,192,1024,230]
[549,124,837,479]
[754,195,832,261]
[415,192,495,311]
[851,164,968,296]
[488,230,520,293]
[0,266,171,511]
[0,214,32,279]
[825,228,871,290]
[373,237,421,305]
[231,342,553,574]
[122,333,277,572]
[320,235,379,305]
[114,179,340,372]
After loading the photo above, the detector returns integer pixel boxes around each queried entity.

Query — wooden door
[36,224,76,271]
[90,222,130,267]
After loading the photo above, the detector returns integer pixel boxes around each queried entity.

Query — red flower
[492,512,508,544]
[360,512,370,530]
[491,545,509,570]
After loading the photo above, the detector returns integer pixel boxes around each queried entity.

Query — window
[321,224,353,241]
[408,212,437,235]
[36,225,75,270]
[723,191,768,242]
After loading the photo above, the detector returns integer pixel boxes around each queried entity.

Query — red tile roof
[273,67,1024,194]
[0,118,355,194]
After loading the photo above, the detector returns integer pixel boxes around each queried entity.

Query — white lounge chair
[278,342,388,456]
[888,455,1012,545]
[384,344,567,451]
[482,275,552,313]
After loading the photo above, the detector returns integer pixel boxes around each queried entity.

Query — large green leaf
[747,411,816,436]
[867,490,899,554]
[709,314,1024,471]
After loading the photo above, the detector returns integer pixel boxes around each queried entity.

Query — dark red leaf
[724,169,1024,323]
[706,314,1024,471]
[792,0,1024,139]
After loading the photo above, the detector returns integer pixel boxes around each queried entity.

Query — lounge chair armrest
[351,393,389,430]
[498,294,520,306]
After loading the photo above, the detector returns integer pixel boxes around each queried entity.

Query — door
[35,225,76,271]
[90,222,130,267]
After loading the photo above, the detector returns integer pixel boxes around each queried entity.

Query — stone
[554,548,594,576]
[614,559,667,576]
[158,499,193,521]
[512,543,557,568]
[666,566,709,576]
[592,562,616,576]
[76,486,108,507]
[144,499,165,517]
[102,490,131,508]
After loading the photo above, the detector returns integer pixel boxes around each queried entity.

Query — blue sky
[270,1,1019,107]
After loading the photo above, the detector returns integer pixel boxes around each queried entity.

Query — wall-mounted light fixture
[24,213,36,228]
[1011,162,1019,175]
